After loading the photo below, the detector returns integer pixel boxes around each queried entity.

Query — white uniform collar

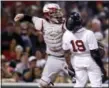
[76,27,85,33]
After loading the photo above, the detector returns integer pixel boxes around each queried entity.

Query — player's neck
[73,25,82,33]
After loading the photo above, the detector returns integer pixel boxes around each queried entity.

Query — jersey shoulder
[84,28,97,42]
[32,16,46,31]
[84,28,95,36]
[63,30,72,38]
[63,30,72,41]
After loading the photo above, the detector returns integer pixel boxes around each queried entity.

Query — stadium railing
[1,83,109,88]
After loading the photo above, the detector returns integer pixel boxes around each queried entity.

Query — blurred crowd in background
[1,1,109,83]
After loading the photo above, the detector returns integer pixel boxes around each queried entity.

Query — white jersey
[62,27,98,57]
[32,17,66,56]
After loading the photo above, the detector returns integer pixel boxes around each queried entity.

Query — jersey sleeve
[32,16,43,31]
[87,31,98,50]
[62,31,70,50]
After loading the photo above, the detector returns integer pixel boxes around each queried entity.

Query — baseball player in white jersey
[14,3,71,88]
[62,12,106,87]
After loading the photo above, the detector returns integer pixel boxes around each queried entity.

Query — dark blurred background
[1,1,109,83]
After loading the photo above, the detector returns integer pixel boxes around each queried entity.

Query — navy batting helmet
[66,12,82,33]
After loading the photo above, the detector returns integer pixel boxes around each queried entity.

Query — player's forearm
[90,49,106,79]
[14,14,33,23]
[19,14,33,23]
[64,50,72,67]
[65,57,71,67]
[90,49,104,67]
[64,50,75,78]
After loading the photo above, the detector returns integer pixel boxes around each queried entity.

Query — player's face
[47,9,64,24]
[52,9,64,24]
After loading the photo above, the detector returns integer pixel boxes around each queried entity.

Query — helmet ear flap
[66,17,74,31]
